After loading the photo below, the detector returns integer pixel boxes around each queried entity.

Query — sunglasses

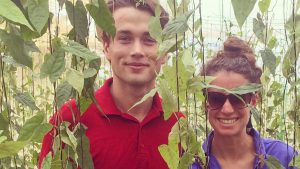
[205,91,253,110]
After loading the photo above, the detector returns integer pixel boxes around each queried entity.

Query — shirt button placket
[136,124,149,169]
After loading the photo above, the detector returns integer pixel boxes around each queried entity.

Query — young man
[38,0,180,168]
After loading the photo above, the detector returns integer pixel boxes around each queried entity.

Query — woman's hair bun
[221,36,256,66]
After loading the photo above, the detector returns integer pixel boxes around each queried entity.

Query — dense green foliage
[0,0,299,168]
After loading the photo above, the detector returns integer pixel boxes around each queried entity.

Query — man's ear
[103,40,111,61]
[96,26,111,61]
[158,53,168,64]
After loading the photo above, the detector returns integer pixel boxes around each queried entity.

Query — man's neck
[110,78,155,122]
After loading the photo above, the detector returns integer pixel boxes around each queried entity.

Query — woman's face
[207,70,256,137]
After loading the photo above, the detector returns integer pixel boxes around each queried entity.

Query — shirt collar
[94,78,163,123]
[203,128,267,168]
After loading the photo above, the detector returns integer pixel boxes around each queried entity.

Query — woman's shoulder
[262,137,295,154]
[261,137,297,168]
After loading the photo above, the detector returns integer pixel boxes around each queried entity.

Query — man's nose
[131,40,145,57]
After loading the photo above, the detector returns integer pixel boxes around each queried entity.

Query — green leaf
[60,123,77,149]
[86,0,116,37]
[230,83,262,94]
[168,121,180,144]
[0,0,34,30]
[128,88,158,111]
[203,83,262,97]
[83,68,97,78]
[182,48,195,74]
[251,107,261,126]
[260,48,276,76]
[0,30,33,69]
[14,90,40,111]
[41,152,52,169]
[149,16,162,43]
[162,10,194,37]
[187,76,216,93]
[40,49,66,83]
[51,143,70,169]
[0,136,7,144]
[79,97,92,114]
[0,113,9,138]
[28,0,49,33]
[149,6,163,43]
[258,0,271,14]
[282,42,299,81]
[162,56,193,103]
[76,126,94,169]
[66,68,84,93]
[158,144,179,169]
[65,0,88,40]
[167,0,177,17]
[62,39,99,62]
[285,14,300,37]
[0,131,7,144]
[25,40,41,53]
[158,79,178,120]
[1,55,25,67]
[18,113,52,142]
[0,141,28,158]
[253,13,266,43]
[55,81,75,109]
[267,36,277,49]
[159,36,183,55]
[66,126,77,149]
[289,155,300,167]
[265,155,285,169]
[21,13,52,40]
[178,153,194,169]
[231,0,257,28]
[194,19,202,31]
[176,0,190,16]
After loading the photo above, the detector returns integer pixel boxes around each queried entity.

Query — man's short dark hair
[101,0,169,43]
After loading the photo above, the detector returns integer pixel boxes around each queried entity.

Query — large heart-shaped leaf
[66,68,84,93]
[65,0,88,40]
[231,0,257,28]
[260,48,276,76]
[14,90,40,111]
[0,141,28,158]
[162,10,194,37]
[0,0,34,30]
[86,0,116,37]
[18,113,52,142]
[28,0,49,33]
[62,39,99,62]
[0,30,33,69]
[40,49,66,83]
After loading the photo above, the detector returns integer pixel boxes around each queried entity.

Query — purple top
[190,129,297,169]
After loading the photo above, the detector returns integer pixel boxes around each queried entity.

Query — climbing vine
[0,0,299,168]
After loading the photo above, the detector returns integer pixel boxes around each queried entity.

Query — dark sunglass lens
[228,93,252,109]
[207,92,227,109]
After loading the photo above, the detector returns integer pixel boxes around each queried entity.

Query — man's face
[104,6,165,87]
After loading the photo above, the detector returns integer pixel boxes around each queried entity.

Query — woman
[191,36,297,169]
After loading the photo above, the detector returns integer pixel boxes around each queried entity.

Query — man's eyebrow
[116,30,132,35]
[143,32,151,36]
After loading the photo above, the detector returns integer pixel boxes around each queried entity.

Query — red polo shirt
[39,78,181,169]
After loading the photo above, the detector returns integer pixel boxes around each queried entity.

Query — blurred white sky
[48,0,299,79]
[48,0,298,53]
